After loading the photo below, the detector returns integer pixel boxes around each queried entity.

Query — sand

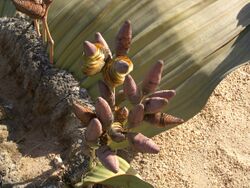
[131,64,250,188]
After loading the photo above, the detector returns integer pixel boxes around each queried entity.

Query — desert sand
[131,64,250,188]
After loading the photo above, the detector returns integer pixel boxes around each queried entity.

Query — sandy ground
[131,64,250,188]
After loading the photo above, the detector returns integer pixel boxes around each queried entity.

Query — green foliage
[0,0,15,17]
[76,156,153,188]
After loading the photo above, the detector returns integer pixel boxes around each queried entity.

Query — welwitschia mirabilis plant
[1,0,250,126]
[71,21,183,187]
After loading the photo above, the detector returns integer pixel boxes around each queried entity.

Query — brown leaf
[127,133,159,154]
[96,145,119,173]
[12,0,46,18]
[142,60,164,94]
[144,112,184,127]
[72,102,95,125]
[114,106,129,124]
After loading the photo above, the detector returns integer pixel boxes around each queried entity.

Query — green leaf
[76,156,153,188]
[0,0,15,17]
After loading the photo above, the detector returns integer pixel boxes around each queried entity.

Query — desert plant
[0,16,153,187]
[1,0,249,187]
[71,21,184,187]
[1,0,249,131]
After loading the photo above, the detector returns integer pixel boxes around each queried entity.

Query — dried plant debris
[11,0,55,64]
[72,101,96,125]
[114,106,129,125]
[75,20,184,173]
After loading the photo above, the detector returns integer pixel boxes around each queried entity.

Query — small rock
[0,125,8,143]
[77,139,82,144]
[0,106,7,120]
[51,155,65,169]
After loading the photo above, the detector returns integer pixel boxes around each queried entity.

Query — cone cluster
[75,21,184,173]
[81,20,133,89]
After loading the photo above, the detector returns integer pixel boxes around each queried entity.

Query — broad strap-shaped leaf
[0,0,15,17]
[76,156,153,188]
